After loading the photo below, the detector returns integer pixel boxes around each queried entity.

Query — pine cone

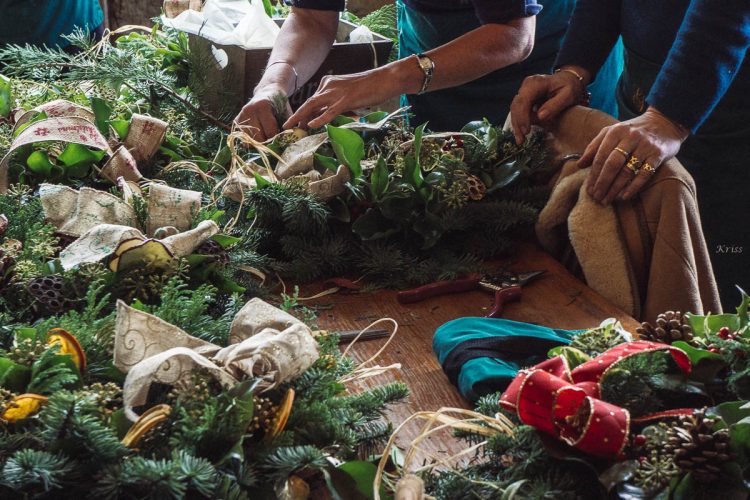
[27,275,75,314]
[636,311,694,345]
[465,174,487,201]
[664,408,733,482]
[195,239,230,267]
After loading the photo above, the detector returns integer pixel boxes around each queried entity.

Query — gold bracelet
[554,67,591,106]
[555,67,585,84]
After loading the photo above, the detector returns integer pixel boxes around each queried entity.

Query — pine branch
[0,449,73,493]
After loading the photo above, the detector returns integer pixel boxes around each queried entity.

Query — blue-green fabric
[397,0,623,130]
[0,0,104,48]
[433,317,579,401]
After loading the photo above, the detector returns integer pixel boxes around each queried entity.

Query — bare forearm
[255,8,338,96]
[389,17,537,95]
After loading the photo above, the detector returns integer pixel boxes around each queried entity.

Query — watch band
[416,53,435,95]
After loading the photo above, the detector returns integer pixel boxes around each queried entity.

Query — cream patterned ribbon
[114,298,320,420]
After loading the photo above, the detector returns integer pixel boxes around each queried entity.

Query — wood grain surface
[301,243,640,462]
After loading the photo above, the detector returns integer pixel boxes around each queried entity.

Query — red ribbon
[499,341,693,459]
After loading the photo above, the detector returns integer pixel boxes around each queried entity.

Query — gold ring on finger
[613,146,630,158]
[625,155,642,174]
[640,162,657,175]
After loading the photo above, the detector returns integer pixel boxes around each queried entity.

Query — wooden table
[303,243,640,461]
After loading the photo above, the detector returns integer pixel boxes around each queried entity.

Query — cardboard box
[188,18,393,118]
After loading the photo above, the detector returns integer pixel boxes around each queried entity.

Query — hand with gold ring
[577,106,689,205]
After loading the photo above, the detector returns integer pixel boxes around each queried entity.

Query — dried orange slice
[121,404,171,448]
[1,393,48,423]
[268,388,295,440]
[47,328,86,371]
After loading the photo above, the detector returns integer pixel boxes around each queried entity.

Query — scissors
[396,270,546,318]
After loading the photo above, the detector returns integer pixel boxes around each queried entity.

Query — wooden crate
[188,18,393,117]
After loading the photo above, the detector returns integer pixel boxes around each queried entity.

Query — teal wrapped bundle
[433,317,579,401]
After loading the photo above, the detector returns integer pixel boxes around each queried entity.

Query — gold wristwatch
[416,53,435,95]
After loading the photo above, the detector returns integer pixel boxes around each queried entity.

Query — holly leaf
[369,156,389,200]
[736,286,750,328]
[687,313,741,337]
[327,125,364,178]
[0,74,12,118]
[90,96,113,136]
[672,341,726,383]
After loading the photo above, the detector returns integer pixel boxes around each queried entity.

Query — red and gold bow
[499,341,692,459]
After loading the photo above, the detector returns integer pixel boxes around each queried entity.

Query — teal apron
[397,0,624,130]
[0,0,103,48]
[433,317,578,401]
[616,48,750,307]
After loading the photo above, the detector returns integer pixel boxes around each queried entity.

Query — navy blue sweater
[555,0,750,133]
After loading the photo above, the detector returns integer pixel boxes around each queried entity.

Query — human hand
[510,69,585,145]
[579,107,689,204]
[284,67,402,131]
[234,86,291,141]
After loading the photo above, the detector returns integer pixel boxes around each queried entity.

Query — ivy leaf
[369,156,389,200]
[403,155,423,189]
[361,111,389,124]
[331,115,356,126]
[211,234,241,249]
[26,150,56,178]
[327,124,364,178]
[109,118,130,140]
[337,461,384,500]
[0,74,11,118]
[90,96,113,136]
[548,346,591,369]
[0,357,31,393]
[487,161,522,193]
[314,153,340,173]
[413,122,427,168]
[253,171,271,188]
[58,144,105,178]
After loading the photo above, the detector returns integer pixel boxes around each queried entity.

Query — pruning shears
[396,270,546,318]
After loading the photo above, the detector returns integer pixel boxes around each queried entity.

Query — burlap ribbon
[225,132,351,202]
[499,340,692,459]
[0,100,167,192]
[163,0,203,18]
[114,298,319,420]
[59,219,218,270]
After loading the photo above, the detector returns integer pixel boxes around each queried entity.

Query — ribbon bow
[113,298,320,421]
[499,341,692,459]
